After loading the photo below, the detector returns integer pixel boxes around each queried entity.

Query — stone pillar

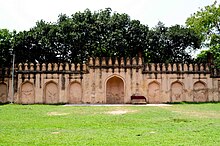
[35,63,42,103]
[30,63,34,83]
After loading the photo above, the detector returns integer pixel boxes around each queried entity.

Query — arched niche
[20,81,35,104]
[106,76,125,104]
[69,82,82,103]
[171,81,184,102]
[148,81,160,103]
[0,83,8,103]
[193,81,207,102]
[44,81,59,104]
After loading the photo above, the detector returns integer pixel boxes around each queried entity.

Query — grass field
[0,103,220,146]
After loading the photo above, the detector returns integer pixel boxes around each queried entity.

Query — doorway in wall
[106,76,124,104]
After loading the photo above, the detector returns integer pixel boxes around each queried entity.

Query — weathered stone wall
[1,57,220,104]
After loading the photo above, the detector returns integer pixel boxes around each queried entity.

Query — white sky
[0,0,218,31]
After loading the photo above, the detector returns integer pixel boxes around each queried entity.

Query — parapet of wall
[17,62,88,73]
[0,57,220,104]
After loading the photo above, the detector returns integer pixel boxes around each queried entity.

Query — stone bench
[131,95,147,104]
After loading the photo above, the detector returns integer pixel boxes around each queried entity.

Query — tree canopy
[147,22,201,63]
[0,29,14,67]
[186,1,220,66]
[0,8,201,67]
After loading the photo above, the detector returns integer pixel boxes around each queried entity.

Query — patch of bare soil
[51,132,60,134]
[47,112,69,116]
[107,110,137,115]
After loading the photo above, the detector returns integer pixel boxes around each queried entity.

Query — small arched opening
[0,83,8,103]
[44,81,59,104]
[171,81,184,102]
[20,81,35,104]
[148,81,160,103]
[193,81,207,102]
[69,82,82,103]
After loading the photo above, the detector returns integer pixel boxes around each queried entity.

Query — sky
[0,0,218,31]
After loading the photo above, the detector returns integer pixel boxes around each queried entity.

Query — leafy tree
[186,1,220,66]
[13,21,59,63]
[195,49,213,63]
[0,29,13,67]
[147,22,201,63]
[126,20,149,58]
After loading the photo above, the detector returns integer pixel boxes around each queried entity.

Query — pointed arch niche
[20,81,35,104]
[68,82,82,103]
[193,81,207,102]
[0,83,8,103]
[148,81,160,103]
[44,81,59,104]
[106,75,125,104]
[171,81,184,102]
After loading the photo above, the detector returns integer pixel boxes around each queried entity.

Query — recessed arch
[193,81,207,102]
[148,81,160,103]
[19,81,35,104]
[44,81,59,104]
[171,81,184,102]
[0,82,8,103]
[68,81,82,103]
[105,75,125,104]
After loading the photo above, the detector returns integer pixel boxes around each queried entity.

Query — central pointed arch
[105,75,125,104]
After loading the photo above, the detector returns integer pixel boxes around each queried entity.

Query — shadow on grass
[0,102,11,105]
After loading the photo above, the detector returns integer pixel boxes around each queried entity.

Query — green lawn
[0,103,220,146]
